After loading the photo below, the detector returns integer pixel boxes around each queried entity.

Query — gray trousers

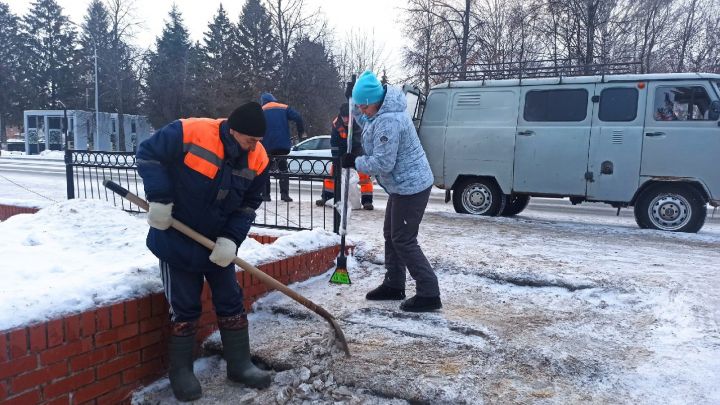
[382,186,440,297]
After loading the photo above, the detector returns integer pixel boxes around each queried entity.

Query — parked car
[286,135,332,175]
[408,71,720,233]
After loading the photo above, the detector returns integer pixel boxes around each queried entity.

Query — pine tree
[0,3,25,144]
[22,0,81,110]
[79,0,112,113]
[286,38,343,137]
[198,4,243,117]
[183,41,206,118]
[237,0,280,101]
[144,5,191,127]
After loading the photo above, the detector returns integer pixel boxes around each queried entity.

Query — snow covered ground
[2,161,719,404]
[133,201,720,404]
[0,199,338,331]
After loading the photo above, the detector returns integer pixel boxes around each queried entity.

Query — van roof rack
[432,58,642,85]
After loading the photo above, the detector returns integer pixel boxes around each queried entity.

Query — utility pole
[93,42,100,148]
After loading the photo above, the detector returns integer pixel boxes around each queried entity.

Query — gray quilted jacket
[355,86,434,195]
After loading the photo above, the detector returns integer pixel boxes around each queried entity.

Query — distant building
[22,110,153,154]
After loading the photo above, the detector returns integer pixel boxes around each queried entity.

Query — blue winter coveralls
[136,118,269,325]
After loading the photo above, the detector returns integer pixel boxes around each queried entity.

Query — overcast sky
[6,0,409,78]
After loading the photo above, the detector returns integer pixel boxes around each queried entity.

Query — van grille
[611,130,623,144]
[456,94,482,106]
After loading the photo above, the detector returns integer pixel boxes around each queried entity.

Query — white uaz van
[407,73,720,233]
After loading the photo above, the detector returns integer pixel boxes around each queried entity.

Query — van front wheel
[633,184,706,233]
[453,178,506,216]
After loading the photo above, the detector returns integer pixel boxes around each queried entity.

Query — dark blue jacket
[259,93,304,153]
[136,119,269,271]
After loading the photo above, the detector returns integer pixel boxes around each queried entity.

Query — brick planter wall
[0,204,40,220]
[0,205,344,404]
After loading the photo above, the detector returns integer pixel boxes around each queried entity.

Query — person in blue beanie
[341,70,441,312]
[259,92,306,202]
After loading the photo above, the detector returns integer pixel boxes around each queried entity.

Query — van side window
[599,88,638,122]
[654,86,712,121]
[524,89,588,122]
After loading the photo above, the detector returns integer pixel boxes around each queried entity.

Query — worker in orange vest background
[316,103,374,210]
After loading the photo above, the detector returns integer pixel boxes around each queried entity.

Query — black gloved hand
[345,75,356,99]
[341,153,356,169]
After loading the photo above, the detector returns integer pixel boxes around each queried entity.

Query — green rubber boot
[168,334,202,401]
[220,327,271,389]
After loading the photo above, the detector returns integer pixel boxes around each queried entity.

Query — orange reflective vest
[180,118,268,179]
[334,117,348,139]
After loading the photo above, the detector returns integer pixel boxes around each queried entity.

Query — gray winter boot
[168,323,202,401]
[218,315,271,389]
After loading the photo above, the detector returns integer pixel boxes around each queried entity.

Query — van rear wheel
[633,184,706,233]
[501,195,530,216]
[452,178,506,216]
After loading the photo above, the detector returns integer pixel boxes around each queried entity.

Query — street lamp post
[93,43,99,148]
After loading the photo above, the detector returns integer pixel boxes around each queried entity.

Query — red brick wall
[0,204,39,220]
[0,246,342,404]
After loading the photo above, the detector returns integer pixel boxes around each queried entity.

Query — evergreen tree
[183,41,206,118]
[237,0,280,101]
[198,4,243,117]
[22,0,82,110]
[0,3,25,143]
[144,5,191,127]
[79,0,112,113]
[285,38,343,137]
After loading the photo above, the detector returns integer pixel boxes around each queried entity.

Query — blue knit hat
[352,70,385,105]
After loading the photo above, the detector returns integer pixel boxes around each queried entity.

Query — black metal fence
[64,149,340,233]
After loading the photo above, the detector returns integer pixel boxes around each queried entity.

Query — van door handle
[645,131,665,137]
[517,130,534,136]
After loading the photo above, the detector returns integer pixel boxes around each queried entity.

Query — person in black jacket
[136,102,271,401]
[316,103,374,209]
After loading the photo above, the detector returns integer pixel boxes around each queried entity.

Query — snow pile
[0,199,338,331]
[38,150,65,159]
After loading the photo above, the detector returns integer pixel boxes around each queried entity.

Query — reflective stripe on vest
[333,117,348,139]
[180,118,225,179]
[262,102,288,111]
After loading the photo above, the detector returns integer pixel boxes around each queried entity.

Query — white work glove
[209,237,237,267]
[147,202,173,230]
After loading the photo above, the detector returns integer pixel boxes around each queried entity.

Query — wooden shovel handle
[103,180,350,357]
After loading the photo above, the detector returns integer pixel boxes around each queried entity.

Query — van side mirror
[709,100,720,121]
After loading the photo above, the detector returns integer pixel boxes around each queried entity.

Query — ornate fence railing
[64,150,340,233]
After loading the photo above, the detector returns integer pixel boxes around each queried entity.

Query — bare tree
[473,0,543,73]
[402,0,445,93]
[337,28,390,81]
[264,0,326,96]
[105,0,142,151]
[406,0,482,79]
[631,0,674,72]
